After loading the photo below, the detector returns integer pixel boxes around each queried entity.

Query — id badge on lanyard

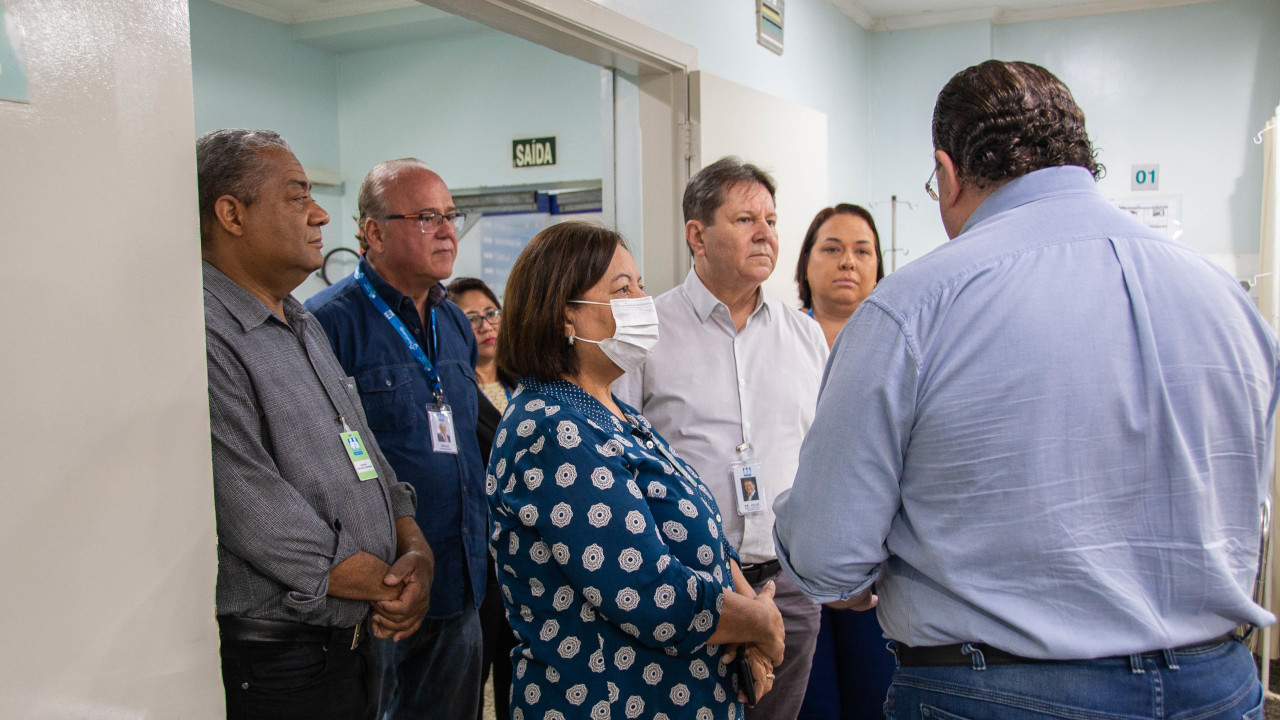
[730,443,765,515]
[354,266,458,455]
[339,417,379,481]
[428,401,458,455]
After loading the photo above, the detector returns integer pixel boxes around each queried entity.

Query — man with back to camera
[774,60,1279,718]
[199,129,434,720]
[307,159,487,720]
[615,156,829,720]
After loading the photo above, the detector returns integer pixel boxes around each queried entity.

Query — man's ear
[685,219,705,259]
[213,195,247,238]
[362,218,385,253]
[934,150,962,207]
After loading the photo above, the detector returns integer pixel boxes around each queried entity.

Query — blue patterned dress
[486,378,743,720]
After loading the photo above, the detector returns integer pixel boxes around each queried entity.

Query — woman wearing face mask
[793,204,894,720]
[488,221,785,720]
[445,276,517,720]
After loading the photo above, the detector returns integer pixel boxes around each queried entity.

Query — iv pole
[874,195,915,273]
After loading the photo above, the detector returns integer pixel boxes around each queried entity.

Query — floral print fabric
[487,378,742,720]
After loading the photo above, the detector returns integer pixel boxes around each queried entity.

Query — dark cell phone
[736,655,757,706]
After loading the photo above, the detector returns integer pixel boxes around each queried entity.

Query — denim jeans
[376,606,483,720]
[884,638,1263,720]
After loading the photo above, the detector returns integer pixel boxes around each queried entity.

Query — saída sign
[513,136,557,168]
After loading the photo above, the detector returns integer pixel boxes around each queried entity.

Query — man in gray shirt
[199,128,434,720]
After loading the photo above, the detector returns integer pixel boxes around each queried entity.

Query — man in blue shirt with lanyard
[776,61,1278,718]
[309,159,487,720]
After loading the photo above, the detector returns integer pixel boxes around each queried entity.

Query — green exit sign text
[513,137,557,168]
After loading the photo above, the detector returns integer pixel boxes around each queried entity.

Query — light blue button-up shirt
[775,166,1280,659]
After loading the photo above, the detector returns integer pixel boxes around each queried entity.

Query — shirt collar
[681,267,772,324]
[359,256,449,311]
[519,377,626,433]
[202,260,307,333]
[961,165,1100,236]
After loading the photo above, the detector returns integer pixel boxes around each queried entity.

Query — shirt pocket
[355,365,419,432]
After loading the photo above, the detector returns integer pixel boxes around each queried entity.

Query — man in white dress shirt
[615,156,828,720]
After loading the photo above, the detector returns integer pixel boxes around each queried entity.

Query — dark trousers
[478,560,516,720]
[798,603,896,720]
[220,631,377,720]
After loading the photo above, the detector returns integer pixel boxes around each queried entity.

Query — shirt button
[385,379,392,386]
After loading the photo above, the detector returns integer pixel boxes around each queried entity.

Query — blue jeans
[376,607,483,720]
[884,638,1263,720]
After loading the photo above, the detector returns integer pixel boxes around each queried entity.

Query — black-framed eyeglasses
[385,211,467,234]
[466,309,501,329]
[925,167,939,201]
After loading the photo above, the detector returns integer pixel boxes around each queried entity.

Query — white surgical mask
[569,296,660,374]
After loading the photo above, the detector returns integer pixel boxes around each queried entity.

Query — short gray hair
[682,156,776,226]
[196,129,292,244]
[355,158,432,251]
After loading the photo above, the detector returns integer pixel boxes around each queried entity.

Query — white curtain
[1257,106,1279,677]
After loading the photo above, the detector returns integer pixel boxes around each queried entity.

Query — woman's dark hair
[446,276,516,388]
[497,222,627,383]
[932,60,1103,189]
[794,204,883,310]
[446,276,500,308]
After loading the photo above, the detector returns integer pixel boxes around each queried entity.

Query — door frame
[419,0,698,291]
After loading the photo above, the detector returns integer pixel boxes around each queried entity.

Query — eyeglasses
[385,211,467,234]
[925,167,939,201]
[466,309,501,329]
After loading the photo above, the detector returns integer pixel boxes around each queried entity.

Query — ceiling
[211,0,1223,32]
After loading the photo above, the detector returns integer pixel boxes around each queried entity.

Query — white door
[692,72,829,308]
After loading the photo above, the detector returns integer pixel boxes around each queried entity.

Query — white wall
[589,0,873,224]
[0,0,222,716]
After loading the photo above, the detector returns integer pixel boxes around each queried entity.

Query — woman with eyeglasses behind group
[446,276,518,720]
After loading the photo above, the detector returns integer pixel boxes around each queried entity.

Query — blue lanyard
[807,307,814,318]
[353,265,445,405]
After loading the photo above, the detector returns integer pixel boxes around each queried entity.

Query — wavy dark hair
[497,222,627,383]
[794,204,883,310]
[932,60,1103,188]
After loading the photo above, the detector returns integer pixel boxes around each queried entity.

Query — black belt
[895,634,1235,667]
[740,559,781,585]
[217,615,366,650]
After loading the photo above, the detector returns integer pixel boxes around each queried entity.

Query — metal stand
[872,195,915,273]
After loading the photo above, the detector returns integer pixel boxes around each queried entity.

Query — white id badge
[428,404,459,454]
[731,457,765,515]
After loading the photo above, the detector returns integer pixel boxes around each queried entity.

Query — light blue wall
[189,0,605,299]
[334,31,605,250]
[997,0,1280,265]
[191,0,1280,283]
[594,0,872,208]
[189,0,339,173]
[868,0,1280,276]
[868,20,991,272]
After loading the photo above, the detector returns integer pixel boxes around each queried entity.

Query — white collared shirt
[614,269,828,564]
